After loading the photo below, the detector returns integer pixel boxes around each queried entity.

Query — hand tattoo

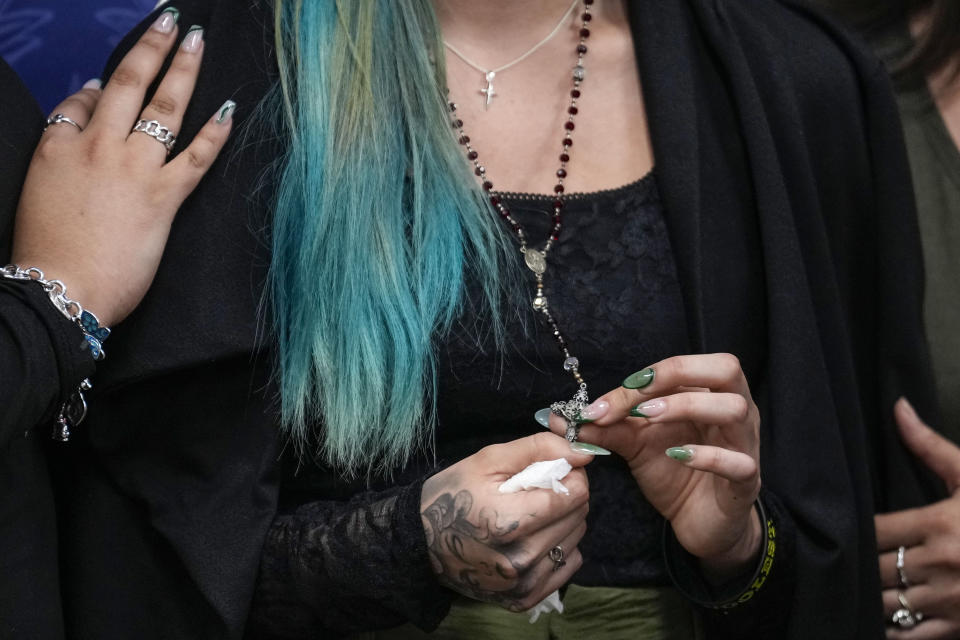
[421,489,532,610]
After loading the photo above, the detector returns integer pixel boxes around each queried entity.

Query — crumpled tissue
[498,458,573,496]
[498,457,573,622]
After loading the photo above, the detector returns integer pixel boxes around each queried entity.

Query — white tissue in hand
[527,590,564,623]
[498,458,573,495]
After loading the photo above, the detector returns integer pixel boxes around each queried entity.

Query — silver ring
[891,591,924,629]
[44,113,83,133]
[548,545,566,572]
[132,119,177,154]
[896,545,910,589]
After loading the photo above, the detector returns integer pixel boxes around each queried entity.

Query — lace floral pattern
[435,172,690,586]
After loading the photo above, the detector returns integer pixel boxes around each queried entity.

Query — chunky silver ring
[896,545,910,589]
[44,113,83,133]
[891,591,924,629]
[132,119,177,154]
[548,545,566,572]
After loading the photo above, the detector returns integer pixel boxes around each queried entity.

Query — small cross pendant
[479,71,496,109]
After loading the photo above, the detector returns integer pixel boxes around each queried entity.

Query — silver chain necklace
[442,0,579,109]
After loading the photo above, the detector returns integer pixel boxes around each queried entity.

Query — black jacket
[0,0,943,638]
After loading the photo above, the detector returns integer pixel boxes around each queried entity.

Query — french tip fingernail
[578,400,609,422]
[629,408,648,418]
[153,6,179,33]
[216,99,236,124]
[666,447,694,462]
[622,367,655,389]
[534,408,551,429]
[570,442,611,456]
[82,78,102,90]
[181,25,204,52]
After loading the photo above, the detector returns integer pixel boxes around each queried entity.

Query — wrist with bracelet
[1,264,111,441]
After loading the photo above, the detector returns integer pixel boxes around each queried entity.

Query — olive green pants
[354,585,702,640]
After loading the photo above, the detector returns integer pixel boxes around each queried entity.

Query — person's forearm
[246,477,453,638]
[0,281,94,447]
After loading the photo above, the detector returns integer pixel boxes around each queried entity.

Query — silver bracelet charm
[2,264,109,441]
[1,264,110,360]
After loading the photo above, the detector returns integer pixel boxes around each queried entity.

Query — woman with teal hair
[4,0,943,638]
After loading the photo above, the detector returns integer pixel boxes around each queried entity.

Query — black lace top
[435,171,689,587]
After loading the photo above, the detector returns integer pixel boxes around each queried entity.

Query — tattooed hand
[420,432,592,611]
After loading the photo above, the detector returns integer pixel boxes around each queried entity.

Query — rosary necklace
[449,0,594,442]
[443,0,579,109]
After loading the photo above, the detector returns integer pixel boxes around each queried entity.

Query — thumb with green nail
[542,353,763,583]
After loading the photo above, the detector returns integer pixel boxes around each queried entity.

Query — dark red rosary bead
[553,199,565,209]
[579,28,590,38]
[490,195,500,206]
[577,44,587,54]
[467,150,478,160]
[458,135,470,144]
[571,89,581,98]
[482,181,493,190]
[557,168,567,178]
[453,119,463,128]
[568,106,578,115]
[559,153,570,162]
[584,0,594,4]
[554,184,565,193]
[474,167,483,176]
[582,12,592,21]
[563,138,573,147]
[564,121,575,131]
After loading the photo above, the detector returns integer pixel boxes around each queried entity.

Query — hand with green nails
[540,353,763,582]
[12,7,236,326]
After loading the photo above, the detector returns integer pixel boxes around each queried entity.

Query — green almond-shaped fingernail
[534,408,551,429]
[216,99,237,124]
[622,367,655,389]
[666,446,694,462]
[570,442,611,456]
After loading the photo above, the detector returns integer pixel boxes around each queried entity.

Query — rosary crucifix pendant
[480,71,497,109]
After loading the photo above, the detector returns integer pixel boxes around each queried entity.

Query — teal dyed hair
[271,0,514,475]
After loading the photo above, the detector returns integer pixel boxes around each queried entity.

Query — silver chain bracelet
[1,264,109,441]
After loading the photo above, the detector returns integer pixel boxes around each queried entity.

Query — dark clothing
[497,176,690,589]
[872,25,960,443]
[0,1,943,639]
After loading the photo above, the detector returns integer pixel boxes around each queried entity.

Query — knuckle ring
[132,119,177,154]
[548,545,566,572]
[44,113,83,133]
[896,545,910,589]
[891,591,924,629]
